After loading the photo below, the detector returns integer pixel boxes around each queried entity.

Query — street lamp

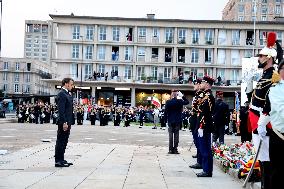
[79,35,84,103]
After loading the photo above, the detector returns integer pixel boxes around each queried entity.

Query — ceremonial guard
[77,106,84,125]
[245,32,282,189]
[138,106,145,128]
[124,111,131,127]
[89,107,96,125]
[34,103,40,124]
[181,107,190,130]
[262,60,284,189]
[212,91,230,144]
[99,107,105,126]
[113,108,121,126]
[189,79,203,167]
[159,107,166,129]
[195,76,215,177]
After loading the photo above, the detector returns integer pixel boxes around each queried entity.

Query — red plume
[267,32,277,47]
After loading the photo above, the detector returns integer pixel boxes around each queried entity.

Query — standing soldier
[124,110,131,127]
[182,107,190,131]
[152,107,160,129]
[212,91,230,144]
[196,76,215,177]
[138,106,145,128]
[245,32,282,189]
[114,108,121,126]
[189,78,203,167]
[159,106,166,129]
[89,107,96,126]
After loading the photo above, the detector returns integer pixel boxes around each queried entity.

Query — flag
[235,91,241,132]
[151,96,161,108]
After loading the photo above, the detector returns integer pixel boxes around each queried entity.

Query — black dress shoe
[196,172,212,177]
[173,151,180,154]
[63,160,73,166]
[192,154,197,158]
[55,162,70,167]
[189,163,202,169]
[168,151,174,154]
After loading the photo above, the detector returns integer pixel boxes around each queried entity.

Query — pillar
[131,87,136,107]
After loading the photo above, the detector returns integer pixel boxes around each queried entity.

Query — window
[42,44,48,48]
[205,49,212,63]
[84,64,92,79]
[14,73,19,82]
[26,73,31,82]
[217,69,225,81]
[14,84,19,93]
[86,45,93,59]
[153,28,159,37]
[231,70,239,83]
[86,25,94,40]
[192,29,200,44]
[98,45,106,60]
[111,65,119,78]
[261,5,267,14]
[252,16,257,21]
[72,25,80,40]
[245,50,253,58]
[42,36,48,39]
[137,66,145,80]
[3,84,8,92]
[125,46,133,61]
[275,5,281,15]
[4,62,8,70]
[3,72,7,81]
[42,49,47,52]
[137,47,145,62]
[33,24,41,32]
[218,49,226,64]
[26,53,31,57]
[165,28,173,43]
[26,44,32,48]
[42,25,48,33]
[72,44,79,59]
[204,68,213,77]
[98,64,105,74]
[261,16,267,21]
[26,48,31,52]
[178,29,186,44]
[151,66,158,80]
[231,50,240,65]
[112,26,120,41]
[71,63,78,78]
[205,29,214,44]
[138,27,146,37]
[124,65,132,79]
[261,0,267,3]
[99,26,106,41]
[239,5,244,13]
[232,30,240,45]
[276,0,281,3]
[15,62,20,71]
[191,48,199,63]
[163,67,171,81]
[27,63,31,71]
[25,85,30,93]
[34,49,40,52]
[218,30,227,45]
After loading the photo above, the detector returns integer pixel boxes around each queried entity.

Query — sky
[1,0,229,58]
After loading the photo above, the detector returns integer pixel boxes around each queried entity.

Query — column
[131,87,136,107]
[91,87,96,98]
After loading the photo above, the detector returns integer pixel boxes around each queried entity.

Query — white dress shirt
[269,79,284,133]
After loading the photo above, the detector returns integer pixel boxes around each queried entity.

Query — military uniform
[196,76,215,177]
[182,109,190,130]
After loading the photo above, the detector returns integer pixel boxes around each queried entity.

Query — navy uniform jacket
[57,89,74,125]
[213,99,230,127]
[164,96,189,124]
[198,89,215,133]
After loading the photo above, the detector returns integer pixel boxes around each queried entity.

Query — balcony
[178,38,186,44]
[152,36,159,43]
[151,54,158,62]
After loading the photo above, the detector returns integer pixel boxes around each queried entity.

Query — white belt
[250,105,263,113]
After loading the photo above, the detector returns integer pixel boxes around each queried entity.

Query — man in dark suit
[55,78,75,167]
[165,90,189,154]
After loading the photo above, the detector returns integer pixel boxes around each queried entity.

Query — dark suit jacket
[164,96,189,124]
[57,89,74,125]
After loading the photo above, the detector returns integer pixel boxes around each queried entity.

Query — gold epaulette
[272,71,281,84]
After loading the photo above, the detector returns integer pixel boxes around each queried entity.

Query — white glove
[198,128,203,137]
[257,114,269,140]
[177,91,183,98]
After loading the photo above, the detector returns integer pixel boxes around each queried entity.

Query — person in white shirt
[261,60,284,189]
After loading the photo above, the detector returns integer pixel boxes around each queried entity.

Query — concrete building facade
[223,0,284,21]
[45,14,284,107]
